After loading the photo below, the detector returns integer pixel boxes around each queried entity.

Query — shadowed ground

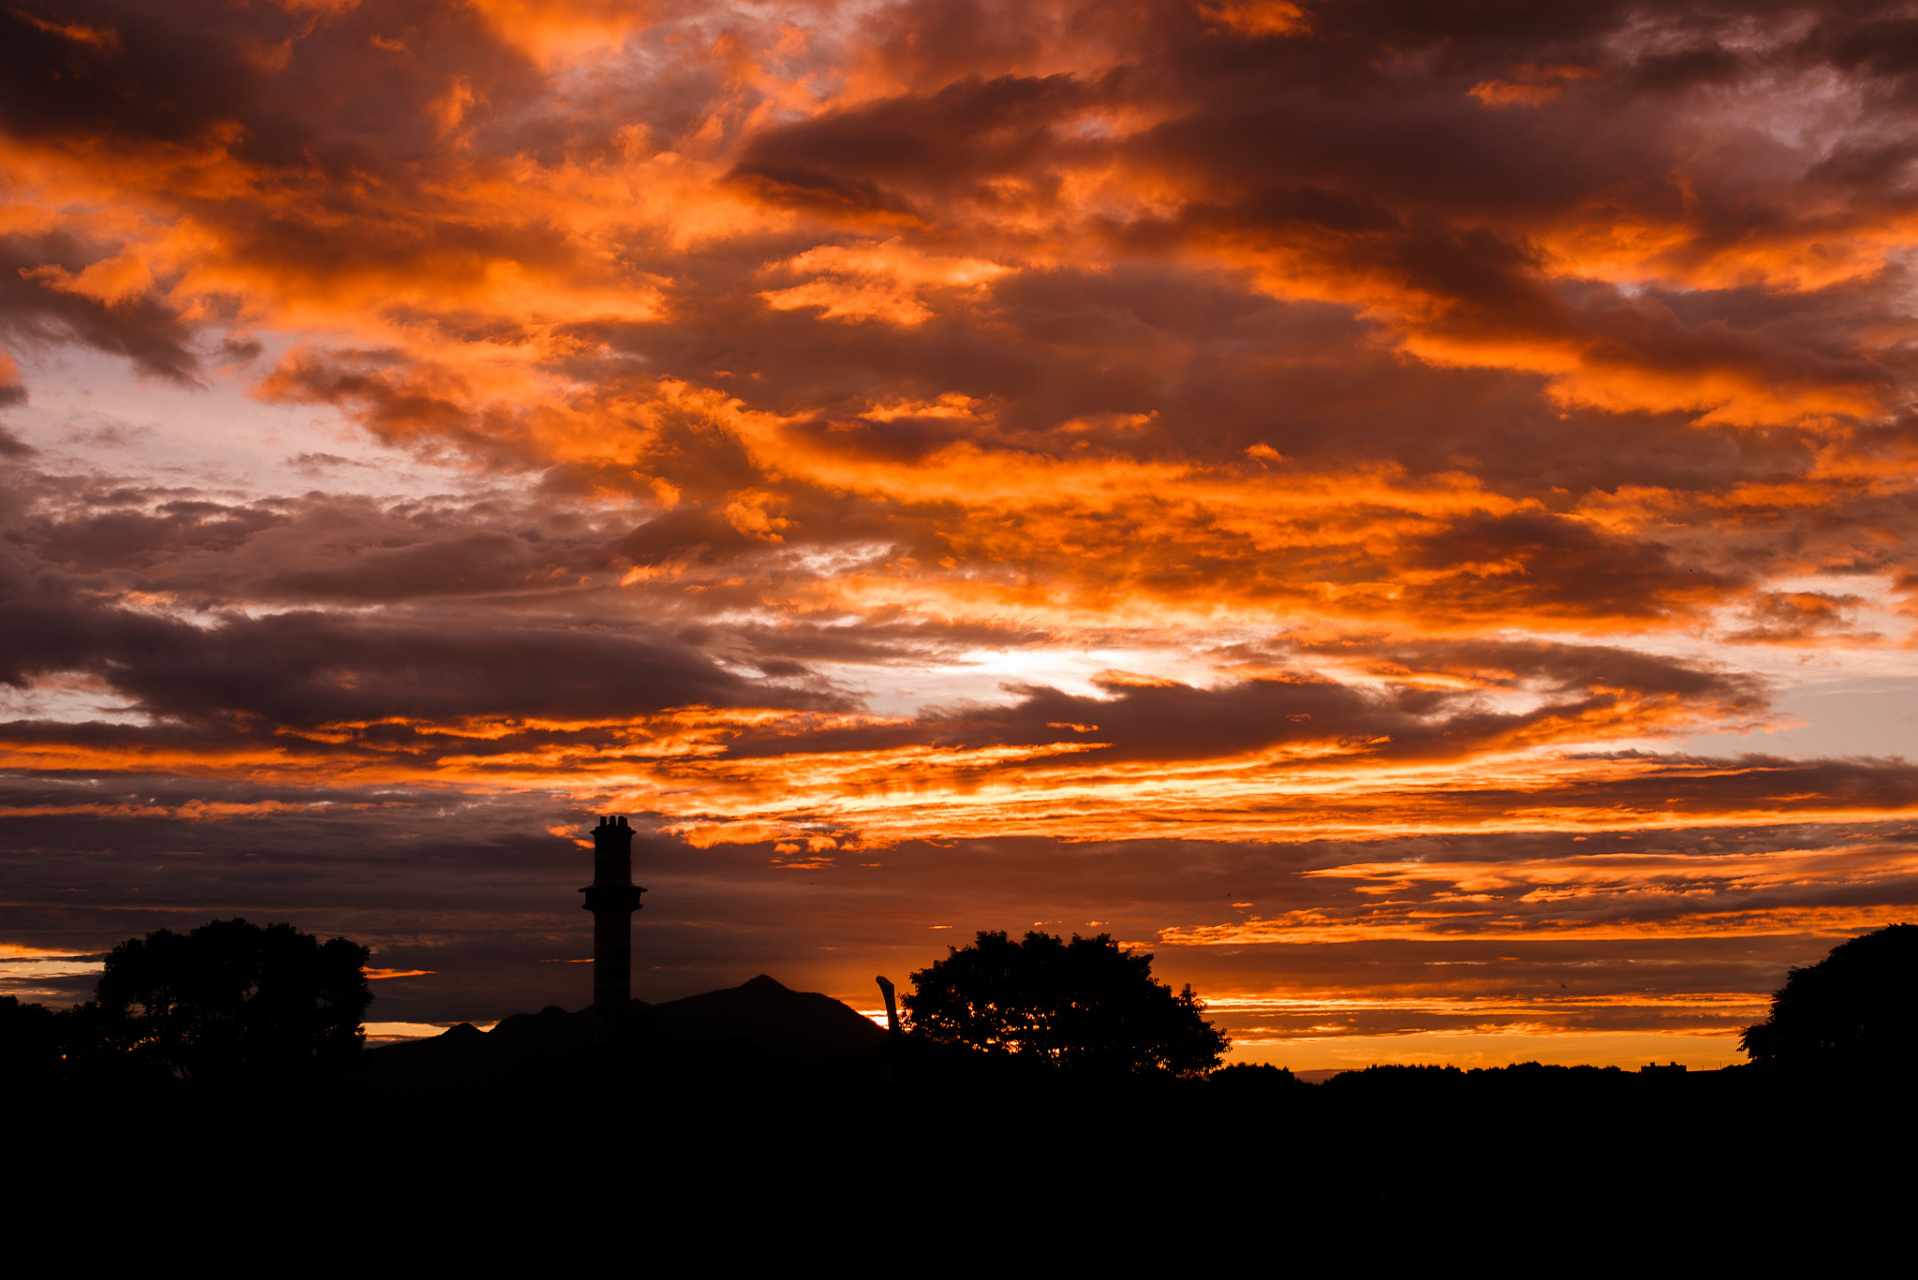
[12,972,1913,1255]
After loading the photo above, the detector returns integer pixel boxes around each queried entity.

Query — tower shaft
[581,815,643,1045]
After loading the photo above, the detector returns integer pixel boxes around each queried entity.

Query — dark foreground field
[13,976,1914,1254]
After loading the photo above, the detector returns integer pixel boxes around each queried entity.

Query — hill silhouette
[356,973,886,1096]
[651,973,888,1057]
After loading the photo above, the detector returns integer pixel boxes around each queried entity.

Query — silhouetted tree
[1741,923,1918,1069]
[904,930,1227,1076]
[0,995,62,1089]
[87,918,372,1082]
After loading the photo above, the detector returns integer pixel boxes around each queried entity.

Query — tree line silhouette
[3,918,369,1091]
[7,919,1916,1094]
[7,918,1915,1239]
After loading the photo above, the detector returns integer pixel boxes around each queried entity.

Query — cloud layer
[6,0,1918,1066]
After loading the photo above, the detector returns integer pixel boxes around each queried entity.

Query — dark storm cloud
[0,0,537,162]
[28,497,289,573]
[254,530,586,602]
[2,456,1042,690]
[944,666,1751,762]
[1565,752,1918,818]
[1284,636,1773,701]
[0,588,781,728]
[705,640,1769,765]
[1723,590,1871,644]
[0,233,200,381]
[1399,510,1736,618]
[253,351,535,460]
[697,616,1053,666]
[0,1,255,146]
[730,71,1103,212]
[0,362,26,410]
[13,483,553,601]
[607,505,786,569]
[130,611,782,725]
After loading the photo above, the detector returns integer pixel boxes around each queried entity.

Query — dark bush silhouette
[1741,922,1918,1069]
[903,930,1227,1076]
[85,918,372,1082]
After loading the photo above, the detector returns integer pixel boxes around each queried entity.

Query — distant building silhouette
[582,816,644,1045]
[1639,1061,1686,1074]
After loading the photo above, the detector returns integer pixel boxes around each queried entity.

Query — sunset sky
[6,0,1918,1069]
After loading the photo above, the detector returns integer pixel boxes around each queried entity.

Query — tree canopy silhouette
[903,930,1227,1076]
[1741,923,1918,1070]
[89,918,372,1082]
[0,995,62,1089]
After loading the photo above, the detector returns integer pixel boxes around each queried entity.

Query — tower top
[595,815,631,831]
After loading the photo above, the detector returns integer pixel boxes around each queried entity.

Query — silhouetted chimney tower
[582,815,644,1045]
